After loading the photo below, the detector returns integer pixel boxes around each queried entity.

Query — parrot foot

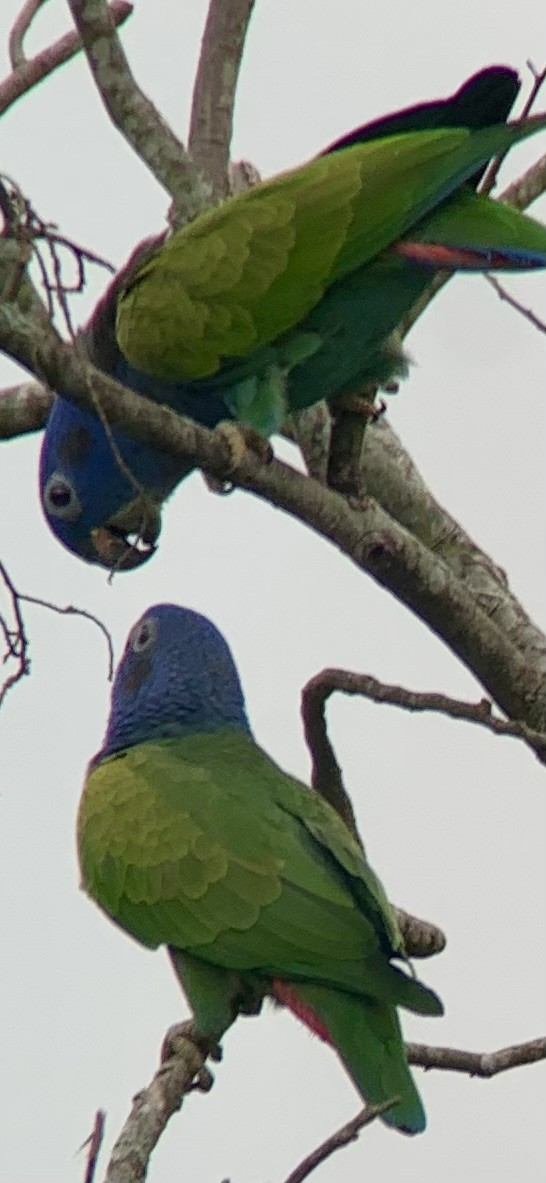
[334,392,387,423]
[206,422,273,494]
[160,1021,221,1092]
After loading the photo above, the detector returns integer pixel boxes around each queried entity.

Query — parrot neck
[99,685,251,758]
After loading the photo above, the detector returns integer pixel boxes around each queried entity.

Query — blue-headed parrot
[40,67,546,569]
[78,603,443,1133]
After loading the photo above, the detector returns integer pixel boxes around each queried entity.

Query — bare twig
[0,1,133,116]
[17,593,114,680]
[282,1101,395,1183]
[0,173,114,334]
[0,559,29,707]
[103,1023,212,1183]
[66,0,210,222]
[407,1036,546,1077]
[79,1109,106,1183]
[188,0,256,198]
[485,274,546,335]
[0,559,114,707]
[302,667,546,765]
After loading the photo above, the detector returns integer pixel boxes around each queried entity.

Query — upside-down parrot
[40,67,546,569]
[78,603,443,1133]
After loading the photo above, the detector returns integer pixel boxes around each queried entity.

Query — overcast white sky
[1,3,545,1181]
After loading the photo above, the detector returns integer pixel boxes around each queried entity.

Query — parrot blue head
[39,393,185,570]
[39,243,232,571]
[99,604,251,756]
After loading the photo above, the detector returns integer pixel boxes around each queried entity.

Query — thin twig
[66,0,210,222]
[485,274,546,335]
[0,560,114,707]
[188,0,256,198]
[18,594,114,680]
[407,1036,546,1077]
[78,1109,106,1183]
[282,1101,396,1183]
[0,560,29,707]
[302,668,546,765]
[0,1,133,116]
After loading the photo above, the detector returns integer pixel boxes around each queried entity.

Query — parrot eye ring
[43,473,82,521]
[130,616,158,653]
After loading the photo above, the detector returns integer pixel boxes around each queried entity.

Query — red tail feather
[272,979,331,1043]
[393,240,546,270]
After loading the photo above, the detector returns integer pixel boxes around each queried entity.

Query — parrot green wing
[79,730,440,1015]
[115,120,546,385]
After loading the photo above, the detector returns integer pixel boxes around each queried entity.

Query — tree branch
[407,1036,546,1077]
[300,665,446,958]
[66,0,209,223]
[302,667,546,765]
[500,152,546,210]
[1,289,546,731]
[0,0,133,116]
[103,1023,213,1183]
[357,418,546,672]
[282,1101,395,1183]
[0,556,114,709]
[9,0,45,67]
[188,0,256,199]
[485,274,546,334]
[0,380,52,436]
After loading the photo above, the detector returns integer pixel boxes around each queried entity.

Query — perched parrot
[78,603,443,1133]
[41,66,546,569]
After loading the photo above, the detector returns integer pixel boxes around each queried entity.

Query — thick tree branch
[282,1102,395,1183]
[407,1036,546,1077]
[0,1,132,116]
[0,380,52,435]
[66,0,209,223]
[103,1023,213,1183]
[358,418,546,672]
[1,293,546,731]
[303,667,546,765]
[188,0,256,199]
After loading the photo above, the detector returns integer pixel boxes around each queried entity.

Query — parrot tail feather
[393,240,546,270]
[272,979,426,1134]
[272,979,332,1042]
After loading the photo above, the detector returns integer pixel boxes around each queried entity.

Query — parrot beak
[90,498,162,571]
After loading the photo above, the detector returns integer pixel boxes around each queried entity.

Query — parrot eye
[130,616,157,654]
[43,473,82,522]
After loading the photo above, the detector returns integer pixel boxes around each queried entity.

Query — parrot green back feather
[116,119,546,388]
